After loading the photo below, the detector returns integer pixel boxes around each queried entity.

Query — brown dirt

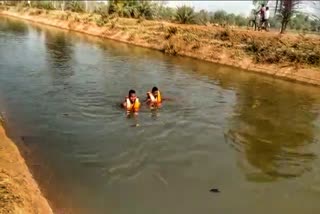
[0,121,52,214]
[1,7,320,87]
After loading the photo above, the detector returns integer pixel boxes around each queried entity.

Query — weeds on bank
[214,29,231,41]
[164,26,177,39]
[137,16,145,24]
[245,38,320,65]
[128,32,136,41]
[29,9,42,16]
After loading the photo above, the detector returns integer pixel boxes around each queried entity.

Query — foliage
[235,15,248,26]
[154,4,175,21]
[196,9,210,25]
[8,0,319,31]
[277,0,301,33]
[175,5,196,24]
[246,38,320,65]
[94,4,109,19]
[136,1,155,19]
[31,1,55,10]
[106,0,155,19]
[213,10,228,24]
[65,1,85,13]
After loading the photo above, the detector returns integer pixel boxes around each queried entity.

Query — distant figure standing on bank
[263,7,270,31]
[248,9,258,31]
[257,4,266,31]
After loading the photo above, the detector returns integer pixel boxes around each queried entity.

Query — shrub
[154,5,175,21]
[168,26,178,35]
[94,4,109,20]
[31,1,55,10]
[65,1,85,13]
[96,18,105,27]
[137,16,145,24]
[214,29,231,41]
[110,20,117,29]
[136,1,155,19]
[175,5,196,24]
[29,9,42,16]
[165,26,178,39]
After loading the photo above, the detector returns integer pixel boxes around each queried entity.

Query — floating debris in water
[210,188,220,193]
[131,124,140,127]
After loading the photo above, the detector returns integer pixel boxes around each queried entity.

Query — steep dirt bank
[0,120,53,214]
[1,7,320,86]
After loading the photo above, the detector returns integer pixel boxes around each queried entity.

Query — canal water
[1,16,320,214]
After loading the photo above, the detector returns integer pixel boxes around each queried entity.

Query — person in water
[122,89,141,113]
[145,86,162,107]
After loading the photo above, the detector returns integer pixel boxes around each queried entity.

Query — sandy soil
[1,7,320,86]
[0,120,52,214]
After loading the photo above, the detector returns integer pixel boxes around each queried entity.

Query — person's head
[128,89,137,102]
[261,4,265,7]
[266,6,269,10]
[151,86,159,97]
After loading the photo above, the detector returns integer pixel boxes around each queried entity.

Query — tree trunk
[61,1,65,11]
[280,19,288,33]
[85,0,88,12]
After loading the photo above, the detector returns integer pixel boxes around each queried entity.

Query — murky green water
[1,17,320,214]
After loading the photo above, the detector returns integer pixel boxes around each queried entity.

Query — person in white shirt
[263,7,270,31]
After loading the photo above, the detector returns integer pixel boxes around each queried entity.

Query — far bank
[1,6,320,86]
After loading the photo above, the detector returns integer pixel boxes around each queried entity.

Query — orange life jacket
[126,98,140,112]
[147,91,162,104]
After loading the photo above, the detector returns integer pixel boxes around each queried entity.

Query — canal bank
[1,7,320,86]
[0,119,52,214]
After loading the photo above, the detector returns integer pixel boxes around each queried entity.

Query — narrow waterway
[1,16,320,214]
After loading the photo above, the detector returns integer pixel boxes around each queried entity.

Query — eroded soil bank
[1,7,320,86]
[0,120,52,214]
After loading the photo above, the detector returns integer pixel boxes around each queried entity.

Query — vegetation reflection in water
[225,79,318,181]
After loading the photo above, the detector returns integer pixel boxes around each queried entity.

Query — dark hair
[266,6,269,10]
[128,89,136,96]
[152,87,158,93]
[261,4,265,7]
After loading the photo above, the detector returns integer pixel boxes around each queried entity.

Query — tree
[226,13,236,25]
[196,9,209,25]
[235,15,248,27]
[175,5,196,24]
[154,4,175,21]
[253,0,269,6]
[276,0,301,33]
[213,10,227,24]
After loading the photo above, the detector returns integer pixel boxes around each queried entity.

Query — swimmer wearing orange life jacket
[122,89,141,113]
[145,87,162,107]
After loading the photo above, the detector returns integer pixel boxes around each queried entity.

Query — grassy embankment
[1,6,320,86]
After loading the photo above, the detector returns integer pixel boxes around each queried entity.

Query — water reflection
[226,78,319,181]
[44,29,74,78]
[2,15,320,214]
[0,17,28,35]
